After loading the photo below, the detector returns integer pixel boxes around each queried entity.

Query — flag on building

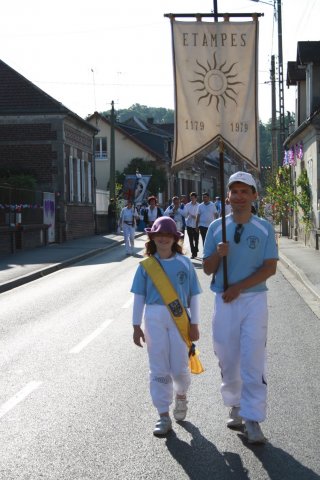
[170,19,259,169]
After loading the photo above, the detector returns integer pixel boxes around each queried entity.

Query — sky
[1,0,319,123]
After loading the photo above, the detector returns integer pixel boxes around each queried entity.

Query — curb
[0,244,117,294]
[278,251,320,301]
[0,232,145,294]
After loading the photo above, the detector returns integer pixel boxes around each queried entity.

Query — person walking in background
[224,197,232,215]
[196,192,218,245]
[180,194,188,232]
[180,194,188,205]
[251,204,257,215]
[119,199,139,256]
[202,171,278,444]
[131,217,202,436]
[184,192,200,259]
[214,196,222,217]
[143,196,162,228]
[264,200,274,224]
[107,198,117,233]
[164,196,185,234]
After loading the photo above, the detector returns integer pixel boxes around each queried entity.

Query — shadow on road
[237,433,320,479]
[165,421,249,479]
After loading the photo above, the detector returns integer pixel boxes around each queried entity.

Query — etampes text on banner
[171,19,259,169]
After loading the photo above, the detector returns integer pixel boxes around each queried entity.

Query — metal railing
[0,185,45,225]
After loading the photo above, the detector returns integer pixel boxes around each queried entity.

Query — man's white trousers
[212,292,268,422]
[144,305,191,414]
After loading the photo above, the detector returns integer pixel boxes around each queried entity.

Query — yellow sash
[140,256,204,374]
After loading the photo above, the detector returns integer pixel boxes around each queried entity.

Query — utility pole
[109,100,116,201]
[271,55,278,173]
[277,0,285,161]
[251,0,285,164]
[276,0,289,236]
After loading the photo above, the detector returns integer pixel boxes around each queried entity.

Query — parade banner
[134,174,152,204]
[122,174,151,204]
[171,20,259,169]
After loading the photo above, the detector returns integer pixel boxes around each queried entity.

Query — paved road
[0,236,319,479]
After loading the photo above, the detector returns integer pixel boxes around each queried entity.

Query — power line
[35,80,173,87]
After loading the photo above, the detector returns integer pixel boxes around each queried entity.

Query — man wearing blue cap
[203,171,278,444]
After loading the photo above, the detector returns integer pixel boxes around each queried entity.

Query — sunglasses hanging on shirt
[234,224,244,244]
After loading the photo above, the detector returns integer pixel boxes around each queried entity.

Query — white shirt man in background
[196,192,218,245]
[164,196,185,233]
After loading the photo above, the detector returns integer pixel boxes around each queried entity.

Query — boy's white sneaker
[153,416,172,436]
[173,396,188,421]
[244,420,267,444]
[227,406,243,428]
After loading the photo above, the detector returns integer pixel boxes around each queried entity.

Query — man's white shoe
[244,420,267,444]
[227,406,243,428]
[173,396,188,421]
[153,416,172,436]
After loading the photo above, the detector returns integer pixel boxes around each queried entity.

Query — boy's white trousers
[212,292,268,422]
[144,304,191,414]
[123,224,135,254]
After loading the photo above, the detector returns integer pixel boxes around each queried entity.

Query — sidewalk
[0,232,142,294]
[277,235,320,301]
[0,231,319,301]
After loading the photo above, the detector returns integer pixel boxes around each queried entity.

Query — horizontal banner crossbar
[164,13,264,19]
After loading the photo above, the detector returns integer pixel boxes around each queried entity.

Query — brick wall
[0,118,97,248]
[0,123,57,142]
[21,208,43,224]
[0,227,15,254]
[65,205,95,240]
[0,144,57,185]
[0,122,58,187]
[16,226,45,249]
[95,214,108,234]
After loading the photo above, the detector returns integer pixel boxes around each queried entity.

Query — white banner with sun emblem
[171,20,259,169]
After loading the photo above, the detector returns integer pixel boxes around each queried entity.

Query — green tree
[103,104,174,124]
[265,166,296,224]
[296,168,312,232]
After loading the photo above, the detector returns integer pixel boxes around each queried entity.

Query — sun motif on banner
[190,52,243,111]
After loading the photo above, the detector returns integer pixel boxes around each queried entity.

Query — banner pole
[213,0,218,21]
[219,139,228,291]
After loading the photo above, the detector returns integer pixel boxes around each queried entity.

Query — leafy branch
[296,169,312,232]
[265,166,296,224]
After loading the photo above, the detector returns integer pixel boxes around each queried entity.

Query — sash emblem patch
[168,299,183,317]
